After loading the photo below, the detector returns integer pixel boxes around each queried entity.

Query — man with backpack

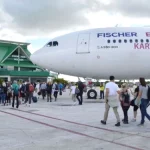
[12,81,19,108]
[76,81,84,105]
[25,81,34,107]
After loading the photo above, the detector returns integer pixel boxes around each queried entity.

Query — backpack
[21,84,26,93]
[55,84,58,91]
[147,86,150,100]
[14,85,19,95]
[75,87,80,94]
[83,86,87,92]
[122,91,130,104]
[29,84,34,92]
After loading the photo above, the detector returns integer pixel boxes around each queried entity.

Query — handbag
[75,87,80,94]
[134,97,141,106]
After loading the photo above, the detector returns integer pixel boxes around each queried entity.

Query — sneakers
[131,118,136,122]
[137,123,144,127]
[115,122,120,127]
[101,120,106,125]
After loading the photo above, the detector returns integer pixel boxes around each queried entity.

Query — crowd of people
[0,77,150,127]
[0,80,66,108]
[101,76,150,127]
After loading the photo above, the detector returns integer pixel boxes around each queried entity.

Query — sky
[0,0,150,81]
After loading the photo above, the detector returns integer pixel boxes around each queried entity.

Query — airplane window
[141,39,144,43]
[107,40,110,43]
[130,39,132,43]
[53,41,58,46]
[47,42,52,47]
[124,39,127,43]
[146,39,149,43]
[135,39,138,43]
[118,39,121,43]
[113,40,116,43]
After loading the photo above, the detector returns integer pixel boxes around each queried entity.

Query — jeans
[25,92,33,104]
[121,105,130,122]
[54,91,58,101]
[140,99,150,124]
[47,92,52,102]
[100,91,104,99]
[0,94,6,104]
[12,94,19,108]
[76,92,83,105]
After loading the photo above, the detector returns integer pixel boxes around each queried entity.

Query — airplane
[30,27,150,98]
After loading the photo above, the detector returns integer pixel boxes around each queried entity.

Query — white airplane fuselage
[30,27,150,80]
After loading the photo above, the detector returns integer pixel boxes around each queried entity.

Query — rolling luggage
[32,96,38,103]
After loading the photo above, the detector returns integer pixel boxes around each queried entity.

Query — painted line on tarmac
[16,109,150,139]
[0,110,144,150]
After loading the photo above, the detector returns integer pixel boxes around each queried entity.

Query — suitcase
[32,96,38,103]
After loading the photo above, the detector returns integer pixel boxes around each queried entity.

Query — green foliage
[0,79,3,85]
[53,78,68,85]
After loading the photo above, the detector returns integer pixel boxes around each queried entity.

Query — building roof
[0,40,30,45]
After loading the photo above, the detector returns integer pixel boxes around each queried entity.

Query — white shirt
[70,86,76,94]
[105,82,119,96]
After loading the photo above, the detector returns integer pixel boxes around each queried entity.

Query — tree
[0,79,3,85]
[53,78,68,85]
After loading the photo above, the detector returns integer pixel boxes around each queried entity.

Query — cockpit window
[46,41,59,47]
[47,42,52,47]
[53,41,58,46]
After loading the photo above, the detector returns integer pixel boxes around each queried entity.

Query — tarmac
[0,88,150,150]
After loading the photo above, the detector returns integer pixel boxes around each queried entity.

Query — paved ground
[0,89,150,150]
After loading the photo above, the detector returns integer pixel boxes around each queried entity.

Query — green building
[0,40,50,82]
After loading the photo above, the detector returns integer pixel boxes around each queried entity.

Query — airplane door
[76,33,90,54]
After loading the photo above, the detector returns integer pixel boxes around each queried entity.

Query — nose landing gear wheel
[87,89,97,99]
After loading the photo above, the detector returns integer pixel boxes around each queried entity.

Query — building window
[118,39,121,43]
[130,39,132,43]
[135,39,138,43]
[113,40,116,43]
[146,39,149,43]
[124,39,127,43]
[141,39,144,43]
[107,40,110,43]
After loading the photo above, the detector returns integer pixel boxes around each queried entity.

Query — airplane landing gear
[87,89,97,99]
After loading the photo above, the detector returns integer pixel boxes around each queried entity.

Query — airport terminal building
[0,40,52,82]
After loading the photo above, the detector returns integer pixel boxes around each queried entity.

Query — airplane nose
[30,51,40,65]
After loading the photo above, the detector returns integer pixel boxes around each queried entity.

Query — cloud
[0,0,149,38]
[99,0,150,18]
[0,0,102,36]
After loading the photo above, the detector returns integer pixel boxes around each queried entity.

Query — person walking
[136,78,150,126]
[130,85,139,122]
[47,82,52,102]
[101,76,121,127]
[12,81,19,109]
[119,83,131,124]
[76,81,84,105]
[25,81,34,107]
